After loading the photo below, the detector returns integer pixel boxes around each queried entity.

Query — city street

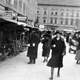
[0,43,80,80]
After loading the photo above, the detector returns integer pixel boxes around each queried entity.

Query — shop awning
[0,18,25,32]
[55,26,76,32]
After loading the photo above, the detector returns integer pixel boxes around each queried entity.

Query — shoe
[57,74,60,77]
[32,60,36,64]
[76,60,78,64]
[27,61,32,64]
[49,77,53,80]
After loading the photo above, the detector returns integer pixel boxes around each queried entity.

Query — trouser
[29,57,36,63]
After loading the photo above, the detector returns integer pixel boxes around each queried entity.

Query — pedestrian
[47,31,66,80]
[41,31,51,62]
[27,29,40,64]
[74,33,80,64]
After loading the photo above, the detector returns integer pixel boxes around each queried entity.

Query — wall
[0,0,38,23]
[37,4,80,29]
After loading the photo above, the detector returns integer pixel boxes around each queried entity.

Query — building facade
[0,0,38,25]
[37,0,80,30]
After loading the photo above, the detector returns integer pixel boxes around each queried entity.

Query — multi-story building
[0,0,38,26]
[37,0,80,30]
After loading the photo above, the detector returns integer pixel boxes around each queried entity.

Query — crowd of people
[25,28,80,80]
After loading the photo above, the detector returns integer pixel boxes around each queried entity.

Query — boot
[28,57,32,64]
[76,60,78,64]
[32,58,36,64]
[49,77,53,80]
[57,67,60,77]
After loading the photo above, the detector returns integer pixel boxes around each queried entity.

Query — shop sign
[0,11,13,19]
[17,16,27,22]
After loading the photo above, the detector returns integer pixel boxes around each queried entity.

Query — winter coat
[41,36,51,57]
[27,31,40,59]
[47,37,66,68]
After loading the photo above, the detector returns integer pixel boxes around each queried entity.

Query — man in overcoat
[27,29,40,64]
[47,31,66,80]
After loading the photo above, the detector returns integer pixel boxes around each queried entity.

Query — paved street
[0,43,80,80]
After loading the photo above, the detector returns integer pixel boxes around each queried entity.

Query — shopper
[41,31,51,62]
[27,29,40,64]
[47,31,66,80]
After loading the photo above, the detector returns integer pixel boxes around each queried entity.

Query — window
[55,12,58,15]
[43,17,47,23]
[65,18,68,25]
[43,19,46,23]
[51,12,53,15]
[14,0,17,8]
[60,18,64,25]
[75,19,79,26]
[76,12,79,17]
[44,10,47,15]
[60,12,64,16]
[23,3,26,14]
[50,17,53,24]
[37,11,39,14]
[19,0,22,11]
[71,18,74,25]
[54,18,57,24]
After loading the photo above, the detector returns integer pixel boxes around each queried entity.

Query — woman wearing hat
[47,32,66,80]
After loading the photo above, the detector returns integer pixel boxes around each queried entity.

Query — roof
[37,0,80,7]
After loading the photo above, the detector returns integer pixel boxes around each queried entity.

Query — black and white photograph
[0,0,80,80]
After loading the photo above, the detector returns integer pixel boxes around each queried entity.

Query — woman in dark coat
[27,30,40,64]
[41,31,51,62]
[47,32,66,80]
